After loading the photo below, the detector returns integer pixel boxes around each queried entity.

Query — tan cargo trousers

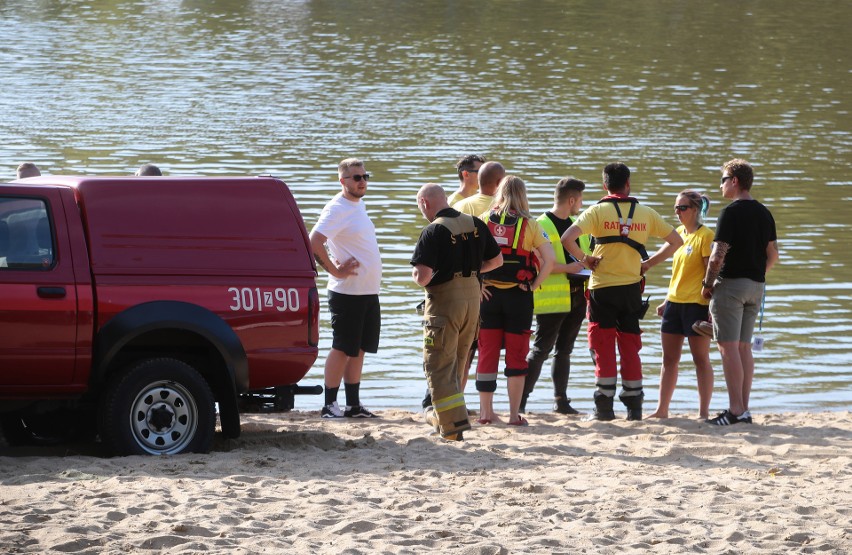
[422,276,479,437]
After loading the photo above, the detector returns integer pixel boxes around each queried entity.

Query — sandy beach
[1,409,850,554]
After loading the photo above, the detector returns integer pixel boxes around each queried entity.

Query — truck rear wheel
[100,358,216,456]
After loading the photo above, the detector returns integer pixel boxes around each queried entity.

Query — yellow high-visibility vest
[533,213,591,315]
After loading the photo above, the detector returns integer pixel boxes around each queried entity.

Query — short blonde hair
[338,158,364,177]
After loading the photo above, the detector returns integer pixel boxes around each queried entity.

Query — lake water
[1,0,850,414]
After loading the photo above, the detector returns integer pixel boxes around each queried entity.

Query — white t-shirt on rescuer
[312,192,382,295]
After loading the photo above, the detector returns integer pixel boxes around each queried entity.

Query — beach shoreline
[2,410,850,554]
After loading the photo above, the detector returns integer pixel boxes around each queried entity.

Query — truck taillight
[308,286,319,347]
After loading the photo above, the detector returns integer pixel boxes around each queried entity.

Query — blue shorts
[661,301,709,336]
[328,291,381,357]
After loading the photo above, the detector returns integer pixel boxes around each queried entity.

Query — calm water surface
[1,0,850,414]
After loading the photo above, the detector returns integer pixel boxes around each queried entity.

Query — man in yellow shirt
[561,163,682,421]
[446,154,486,206]
[453,161,504,217]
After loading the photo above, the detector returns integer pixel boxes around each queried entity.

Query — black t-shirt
[714,199,777,282]
[411,208,501,287]
[544,211,575,261]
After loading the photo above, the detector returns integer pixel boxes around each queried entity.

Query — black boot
[553,396,579,415]
[620,391,645,421]
[591,391,616,421]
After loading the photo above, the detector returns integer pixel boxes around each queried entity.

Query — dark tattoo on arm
[704,241,730,285]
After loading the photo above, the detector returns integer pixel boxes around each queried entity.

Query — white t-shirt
[312,192,382,295]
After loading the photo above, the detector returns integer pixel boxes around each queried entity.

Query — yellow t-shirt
[478,212,550,289]
[453,193,494,217]
[446,190,466,206]
[573,199,674,289]
[667,224,714,305]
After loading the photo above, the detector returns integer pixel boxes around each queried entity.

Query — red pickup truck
[0,175,320,455]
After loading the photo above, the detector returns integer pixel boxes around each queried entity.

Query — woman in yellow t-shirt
[476,176,554,426]
[648,190,715,419]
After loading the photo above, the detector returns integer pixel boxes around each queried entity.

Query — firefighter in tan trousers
[411,183,503,441]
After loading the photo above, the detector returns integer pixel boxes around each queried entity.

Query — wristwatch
[702,280,713,288]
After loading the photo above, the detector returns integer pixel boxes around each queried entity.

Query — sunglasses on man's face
[674,205,691,212]
[347,173,371,182]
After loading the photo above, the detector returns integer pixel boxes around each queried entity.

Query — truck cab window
[0,197,54,270]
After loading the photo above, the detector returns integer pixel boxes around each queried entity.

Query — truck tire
[100,358,216,456]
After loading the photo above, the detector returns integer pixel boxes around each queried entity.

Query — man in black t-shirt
[412,183,502,440]
[701,159,779,426]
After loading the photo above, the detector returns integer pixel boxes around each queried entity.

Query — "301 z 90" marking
[228,287,300,312]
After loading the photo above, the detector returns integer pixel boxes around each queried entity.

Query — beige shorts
[709,278,765,343]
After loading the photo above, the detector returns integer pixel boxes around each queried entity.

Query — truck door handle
[37,286,66,299]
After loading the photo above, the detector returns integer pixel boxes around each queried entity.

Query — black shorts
[480,286,533,334]
[661,301,709,337]
[328,291,381,357]
[588,281,642,334]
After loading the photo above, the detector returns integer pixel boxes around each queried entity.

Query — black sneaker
[344,404,378,418]
[320,402,344,419]
[707,409,752,426]
[553,398,580,415]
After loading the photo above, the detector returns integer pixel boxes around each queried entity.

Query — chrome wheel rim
[129,380,198,455]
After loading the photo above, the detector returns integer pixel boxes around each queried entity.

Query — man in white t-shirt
[310,158,382,419]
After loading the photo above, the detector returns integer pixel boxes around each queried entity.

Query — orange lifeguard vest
[483,211,538,285]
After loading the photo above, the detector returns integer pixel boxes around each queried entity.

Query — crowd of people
[13,156,777,440]
[310,155,778,441]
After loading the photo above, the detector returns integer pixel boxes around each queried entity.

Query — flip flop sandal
[508,417,529,427]
[476,418,492,425]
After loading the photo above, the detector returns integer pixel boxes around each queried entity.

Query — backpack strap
[594,198,649,260]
